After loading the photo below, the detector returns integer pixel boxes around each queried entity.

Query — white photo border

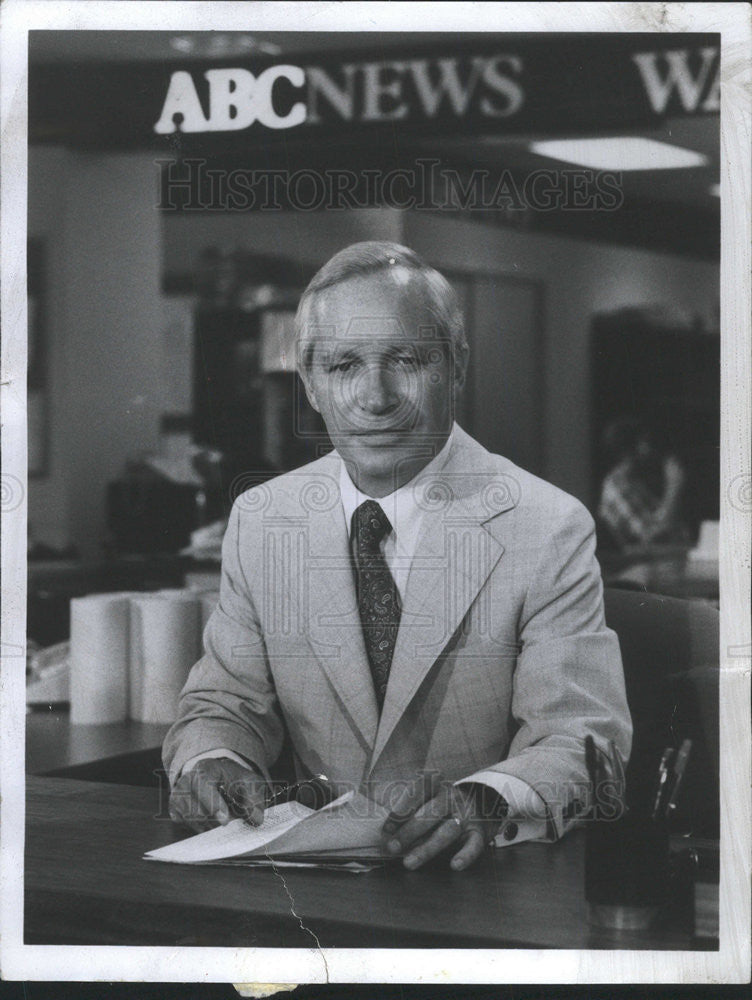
[1,0,749,985]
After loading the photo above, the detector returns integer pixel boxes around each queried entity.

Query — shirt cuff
[174,748,260,785]
[454,770,551,847]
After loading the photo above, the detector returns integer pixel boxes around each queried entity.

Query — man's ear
[453,345,470,393]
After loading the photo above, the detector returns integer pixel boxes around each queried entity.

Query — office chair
[603,587,719,836]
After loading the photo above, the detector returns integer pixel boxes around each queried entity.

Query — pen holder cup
[585,812,670,930]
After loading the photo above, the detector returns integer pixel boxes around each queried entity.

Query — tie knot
[353,500,392,554]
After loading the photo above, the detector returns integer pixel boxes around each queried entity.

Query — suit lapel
[277,432,520,769]
[368,431,516,771]
[302,486,380,753]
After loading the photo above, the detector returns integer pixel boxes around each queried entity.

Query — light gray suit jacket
[163,426,632,839]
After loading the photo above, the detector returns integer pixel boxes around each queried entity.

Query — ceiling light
[529,137,708,171]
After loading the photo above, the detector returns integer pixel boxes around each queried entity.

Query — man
[164,241,631,871]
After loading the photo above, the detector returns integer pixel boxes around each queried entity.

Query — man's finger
[194,773,231,826]
[382,771,444,835]
[449,827,487,871]
[385,784,456,852]
[168,778,214,831]
[169,786,215,832]
[224,777,265,826]
[168,780,193,824]
[402,817,465,869]
[168,795,187,827]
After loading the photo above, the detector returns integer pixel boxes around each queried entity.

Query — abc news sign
[154,46,719,135]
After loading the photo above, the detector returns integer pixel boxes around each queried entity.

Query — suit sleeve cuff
[173,748,261,786]
[455,770,553,846]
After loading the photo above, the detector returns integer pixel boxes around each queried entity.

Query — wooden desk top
[25,777,718,950]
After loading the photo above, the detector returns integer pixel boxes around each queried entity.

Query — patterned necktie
[352,499,401,709]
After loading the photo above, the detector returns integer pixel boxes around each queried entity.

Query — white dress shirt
[338,427,455,600]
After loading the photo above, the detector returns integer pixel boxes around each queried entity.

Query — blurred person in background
[597,417,688,552]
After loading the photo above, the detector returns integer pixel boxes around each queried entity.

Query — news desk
[24,776,718,950]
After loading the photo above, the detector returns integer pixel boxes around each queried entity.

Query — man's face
[301,271,465,497]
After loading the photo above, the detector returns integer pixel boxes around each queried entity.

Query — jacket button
[503,822,518,841]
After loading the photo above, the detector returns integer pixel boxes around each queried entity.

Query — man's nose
[356,364,400,414]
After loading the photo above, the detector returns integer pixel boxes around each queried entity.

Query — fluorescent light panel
[530,137,708,171]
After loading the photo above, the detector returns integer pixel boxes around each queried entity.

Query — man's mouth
[346,428,411,437]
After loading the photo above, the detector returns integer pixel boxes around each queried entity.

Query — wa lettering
[632,47,720,114]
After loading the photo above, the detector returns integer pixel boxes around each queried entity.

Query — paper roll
[69,594,130,724]
[129,594,201,724]
[157,587,213,653]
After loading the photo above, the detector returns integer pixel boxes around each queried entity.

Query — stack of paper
[144,791,394,872]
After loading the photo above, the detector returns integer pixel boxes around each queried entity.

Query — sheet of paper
[144,799,313,863]
[266,794,390,857]
[144,790,392,864]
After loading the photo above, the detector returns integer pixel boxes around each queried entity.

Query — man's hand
[380,773,505,871]
[168,757,266,832]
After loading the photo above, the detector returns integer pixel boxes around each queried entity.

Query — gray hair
[294,241,468,374]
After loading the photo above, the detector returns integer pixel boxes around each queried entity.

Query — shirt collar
[338,424,457,553]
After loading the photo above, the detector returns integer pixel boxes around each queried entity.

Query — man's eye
[329,359,354,373]
[394,355,418,368]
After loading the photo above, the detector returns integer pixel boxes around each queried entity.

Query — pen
[585,734,598,818]
[608,739,628,814]
[267,774,333,809]
[608,739,626,789]
[651,747,674,822]
[664,739,692,818]
[217,781,263,827]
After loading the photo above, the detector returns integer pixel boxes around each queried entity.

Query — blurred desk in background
[26,708,169,776]
[600,546,719,604]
